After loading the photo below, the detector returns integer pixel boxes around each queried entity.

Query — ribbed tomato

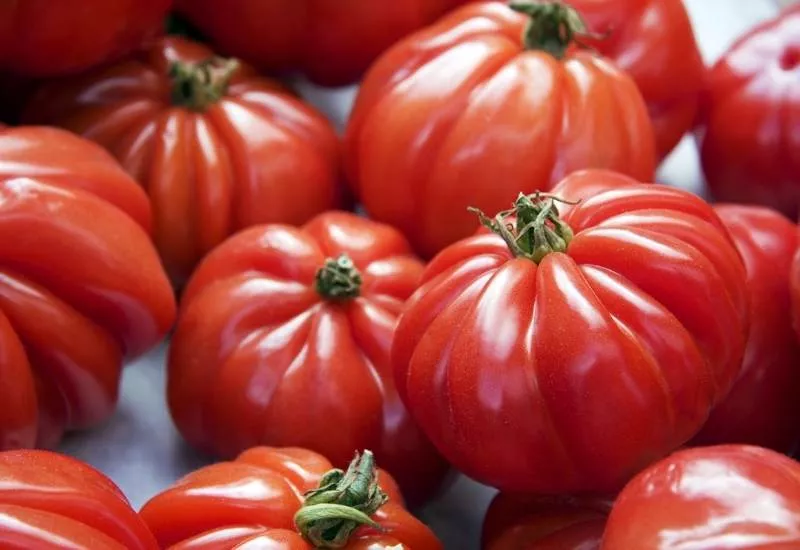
[25,36,343,286]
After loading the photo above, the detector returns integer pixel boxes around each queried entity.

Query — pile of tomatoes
[1,0,800,548]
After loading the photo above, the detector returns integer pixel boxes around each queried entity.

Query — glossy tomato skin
[139,446,442,550]
[0,449,157,549]
[392,169,749,495]
[699,6,800,217]
[602,445,800,549]
[691,205,800,453]
[24,37,343,287]
[0,0,170,77]
[0,126,176,451]
[344,2,657,258]
[168,211,447,505]
[482,494,610,550]
[173,0,470,87]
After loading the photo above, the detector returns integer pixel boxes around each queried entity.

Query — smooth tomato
[0,0,170,77]
[25,36,343,286]
[0,126,175,451]
[345,2,656,258]
[602,445,800,549]
[690,205,800,453]
[0,449,157,549]
[699,6,800,217]
[139,447,442,550]
[392,169,749,495]
[168,211,447,505]
[482,494,610,550]
[173,0,470,87]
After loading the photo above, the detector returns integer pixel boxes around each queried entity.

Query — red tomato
[392,169,749,495]
[699,6,800,218]
[690,205,800,453]
[482,494,610,550]
[0,126,176,451]
[139,447,442,550]
[344,2,657,258]
[168,211,447,505]
[792,242,800,344]
[173,0,470,87]
[602,445,800,549]
[24,36,343,287]
[0,0,170,77]
[0,449,157,549]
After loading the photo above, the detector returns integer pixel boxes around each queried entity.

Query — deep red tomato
[0,125,176,451]
[344,2,656,258]
[168,211,447,505]
[482,494,611,550]
[0,449,157,549]
[699,6,800,218]
[792,242,800,345]
[602,445,800,549]
[690,205,800,453]
[392,169,749,495]
[139,447,442,550]
[24,36,343,286]
[172,0,470,87]
[0,0,170,77]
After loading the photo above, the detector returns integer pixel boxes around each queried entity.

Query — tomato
[0,125,176,451]
[391,169,749,495]
[699,6,800,218]
[0,0,170,77]
[168,211,447,505]
[24,37,343,287]
[140,447,442,550]
[792,243,800,345]
[344,2,656,258]
[482,494,610,550]
[172,0,470,87]
[0,449,157,549]
[690,205,800,453]
[602,445,800,549]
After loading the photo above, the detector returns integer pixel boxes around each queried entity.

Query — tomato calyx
[294,450,388,549]
[471,192,576,263]
[509,1,602,59]
[168,56,239,111]
[315,254,363,300]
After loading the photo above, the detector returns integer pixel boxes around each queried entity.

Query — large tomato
[168,211,447,505]
[0,0,170,77]
[482,494,610,550]
[392,169,749,495]
[792,242,800,345]
[344,2,656,258]
[690,205,800,453]
[173,0,470,87]
[602,445,800,549]
[139,447,442,550]
[0,449,157,549]
[699,6,800,217]
[24,36,343,286]
[0,126,175,451]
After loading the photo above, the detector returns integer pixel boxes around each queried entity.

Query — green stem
[294,451,388,549]
[315,254,362,300]
[169,57,239,112]
[509,1,595,59]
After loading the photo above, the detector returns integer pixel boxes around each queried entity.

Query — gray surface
[59,2,782,549]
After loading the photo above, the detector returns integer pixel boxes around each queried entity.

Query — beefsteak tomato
[690,205,800,453]
[0,449,157,549]
[24,36,343,286]
[0,126,175,451]
[699,6,800,217]
[173,0,471,87]
[139,447,442,550]
[392,169,749,495]
[482,494,610,550]
[344,1,656,258]
[168,211,447,505]
[0,0,170,77]
[602,445,800,549]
